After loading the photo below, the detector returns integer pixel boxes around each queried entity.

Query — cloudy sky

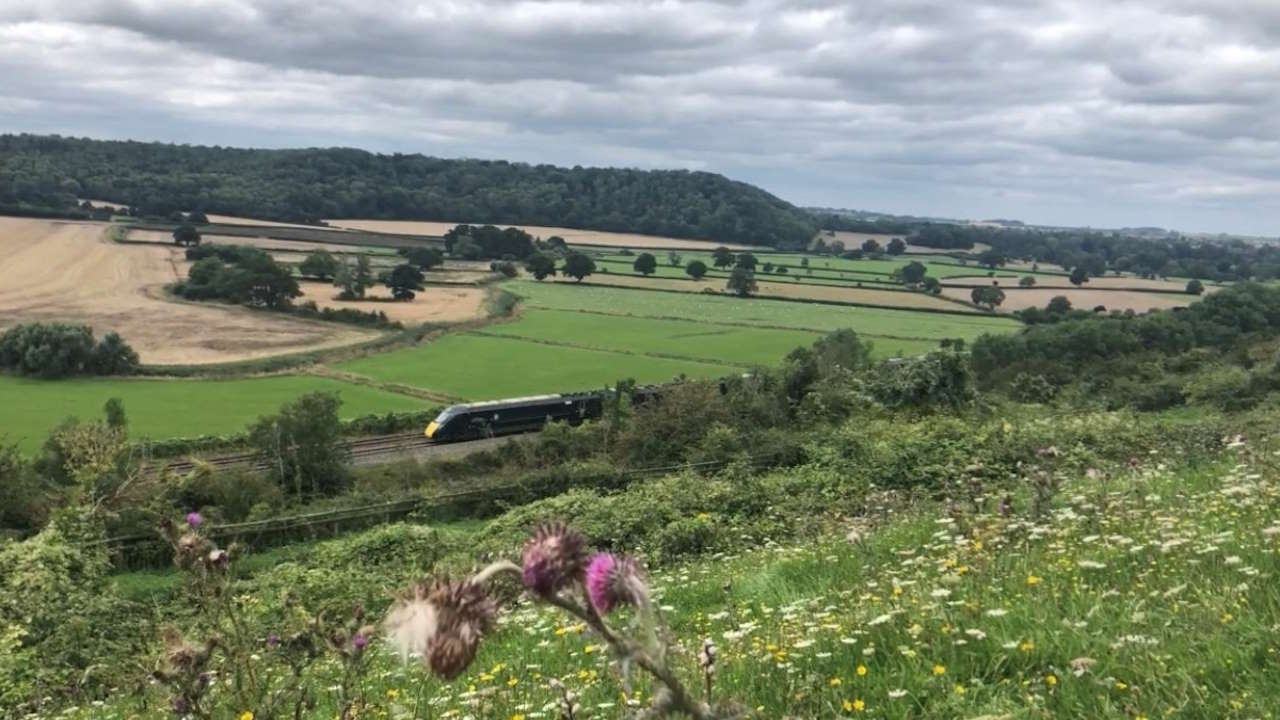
[2,1,1279,235]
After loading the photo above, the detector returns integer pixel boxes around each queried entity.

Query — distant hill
[0,134,817,248]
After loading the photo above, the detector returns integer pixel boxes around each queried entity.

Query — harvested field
[943,274,1201,292]
[552,273,977,312]
[126,229,396,256]
[940,286,1200,313]
[0,217,380,365]
[205,214,331,230]
[820,230,990,255]
[295,283,488,325]
[324,219,749,250]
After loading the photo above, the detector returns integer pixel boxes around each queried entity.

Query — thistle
[384,577,497,680]
[522,522,588,596]
[585,552,647,615]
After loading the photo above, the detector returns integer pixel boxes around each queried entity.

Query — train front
[425,406,459,440]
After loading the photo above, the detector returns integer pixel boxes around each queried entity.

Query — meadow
[507,281,1021,340]
[337,333,737,400]
[0,374,427,453]
[599,250,1041,281]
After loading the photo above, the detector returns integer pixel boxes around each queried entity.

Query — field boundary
[560,280,1007,318]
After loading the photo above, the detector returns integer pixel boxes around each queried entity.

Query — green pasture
[506,281,1021,340]
[482,309,939,363]
[0,375,426,453]
[337,334,735,400]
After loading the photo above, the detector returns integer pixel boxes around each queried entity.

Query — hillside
[0,134,817,247]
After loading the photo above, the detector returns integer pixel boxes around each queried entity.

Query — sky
[2,1,1279,236]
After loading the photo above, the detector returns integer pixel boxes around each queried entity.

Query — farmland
[0,217,381,365]
[0,374,426,453]
[325,219,750,250]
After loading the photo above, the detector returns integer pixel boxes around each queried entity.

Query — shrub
[1009,372,1057,403]
[0,323,138,378]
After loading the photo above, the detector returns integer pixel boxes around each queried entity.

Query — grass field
[604,251,1038,281]
[0,375,427,453]
[507,281,1021,340]
[337,333,736,399]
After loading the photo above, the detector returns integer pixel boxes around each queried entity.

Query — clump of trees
[444,225,534,260]
[525,252,557,280]
[383,264,425,300]
[0,323,139,378]
[686,260,708,280]
[174,245,300,309]
[971,285,1006,310]
[399,247,444,271]
[727,267,757,297]
[171,223,201,247]
[299,250,340,280]
[563,252,596,282]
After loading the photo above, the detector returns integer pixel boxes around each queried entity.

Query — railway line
[156,431,515,475]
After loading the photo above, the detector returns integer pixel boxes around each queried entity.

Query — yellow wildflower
[933,664,946,676]
[829,677,842,687]
[239,713,254,720]
[856,664,867,677]
[386,688,400,701]
[1026,575,1043,586]
[1045,674,1058,687]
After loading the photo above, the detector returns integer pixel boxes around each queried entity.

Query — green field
[338,333,735,400]
[507,281,1021,340]
[0,375,427,453]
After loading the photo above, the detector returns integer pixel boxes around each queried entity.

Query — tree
[685,260,708,280]
[0,323,138,378]
[563,252,596,282]
[977,250,1005,269]
[334,255,374,299]
[633,252,657,276]
[247,392,350,497]
[452,237,483,260]
[762,262,775,273]
[726,267,757,297]
[887,238,907,255]
[1069,267,1089,286]
[970,285,1006,310]
[103,398,127,431]
[524,251,557,280]
[829,240,846,255]
[172,224,201,247]
[299,251,340,280]
[1047,295,1073,313]
[799,257,809,268]
[667,251,682,267]
[489,260,518,278]
[89,332,139,375]
[735,252,758,271]
[861,239,881,253]
[187,210,209,225]
[1186,279,1205,295]
[384,263,425,300]
[546,236,568,253]
[400,247,444,271]
[1018,276,1036,287]
[898,261,928,285]
[712,246,734,268]
[922,276,942,295]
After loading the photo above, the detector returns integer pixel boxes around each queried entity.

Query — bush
[1009,372,1057,403]
[0,323,138,378]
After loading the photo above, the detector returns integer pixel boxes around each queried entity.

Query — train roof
[443,393,600,413]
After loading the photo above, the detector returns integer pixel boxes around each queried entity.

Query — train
[424,393,606,442]
[422,384,679,442]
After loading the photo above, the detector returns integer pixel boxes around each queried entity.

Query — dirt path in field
[0,217,380,365]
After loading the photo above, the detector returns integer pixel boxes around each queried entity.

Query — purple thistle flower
[266,633,280,648]
[352,634,368,651]
[521,522,588,596]
[585,553,647,615]
[185,512,202,529]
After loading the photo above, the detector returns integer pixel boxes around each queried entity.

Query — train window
[433,406,460,425]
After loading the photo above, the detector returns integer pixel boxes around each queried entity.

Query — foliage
[171,223,201,247]
[383,263,425,300]
[489,260,519,278]
[711,246,734,268]
[247,392,352,498]
[0,323,139,378]
[562,252,596,281]
[887,237,907,255]
[725,267,757,297]
[1069,266,1090,285]
[970,285,1006,310]
[334,254,376,299]
[1019,275,1036,287]
[632,252,658,276]
[398,246,444,271]
[867,351,975,410]
[523,251,557,280]
[685,259,708,280]
[1009,372,1057,403]
[174,245,301,309]
[1186,278,1205,295]
[298,250,340,280]
[897,261,927,285]
[444,224,534,260]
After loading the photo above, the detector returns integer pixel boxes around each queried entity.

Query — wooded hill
[0,134,817,247]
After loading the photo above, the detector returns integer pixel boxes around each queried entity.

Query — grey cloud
[3,0,1280,234]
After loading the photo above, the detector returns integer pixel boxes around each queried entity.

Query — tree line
[0,134,817,247]
[0,324,139,378]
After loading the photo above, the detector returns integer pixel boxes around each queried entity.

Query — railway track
[156,431,506,475]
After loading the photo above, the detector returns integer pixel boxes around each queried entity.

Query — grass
[59,442,1280,719]
[0,374,428,453]
[507,280,1021,340]
[336,333,737,399]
